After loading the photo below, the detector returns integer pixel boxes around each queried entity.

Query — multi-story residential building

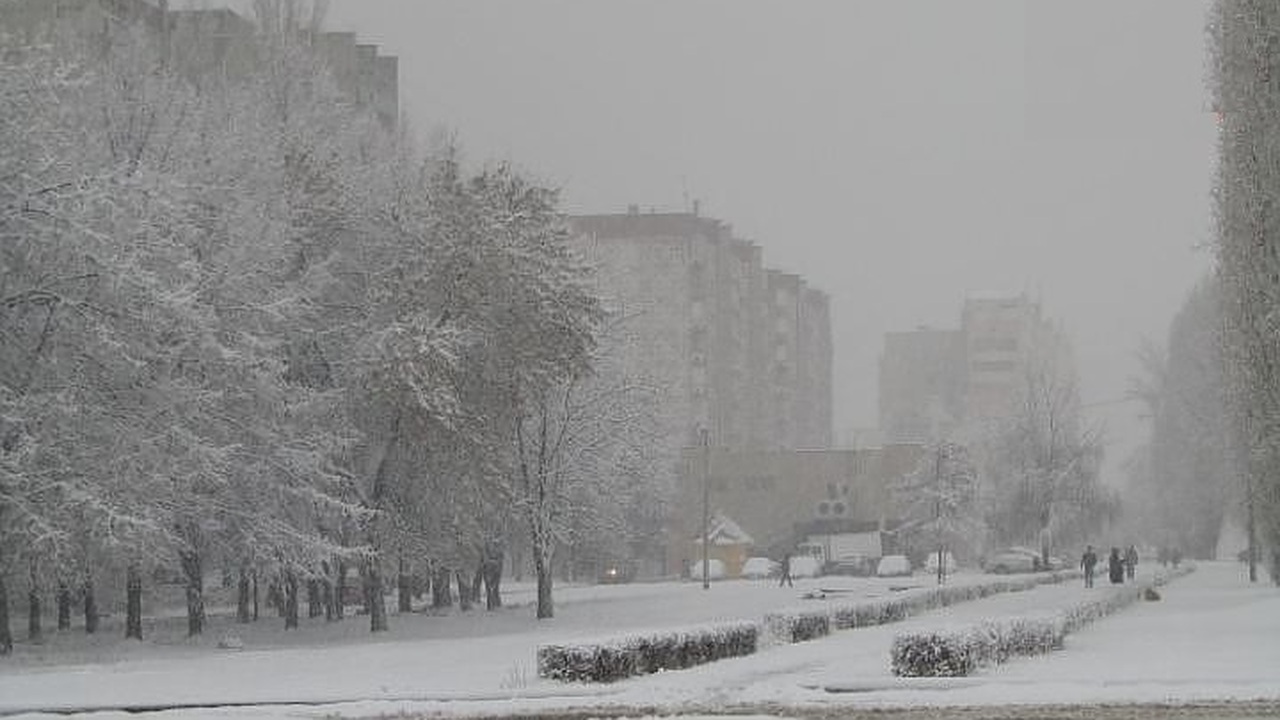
[878,327,967,443]
[569,207,833,460]
[2,0,398,128]
[878,294,1075,442]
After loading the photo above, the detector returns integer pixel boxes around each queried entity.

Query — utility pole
[701,427,710,591]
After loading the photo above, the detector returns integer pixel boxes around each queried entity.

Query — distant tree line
[0,0,663,654]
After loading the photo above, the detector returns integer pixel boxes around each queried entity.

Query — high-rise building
[879,294,1073,442]
[1,0,398,128]
[878,327,967,443]
[569,208,833,458]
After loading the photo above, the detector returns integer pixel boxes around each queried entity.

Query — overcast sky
[323,0,1216,483]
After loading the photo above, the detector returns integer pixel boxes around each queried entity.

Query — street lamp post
[701,427,710,590]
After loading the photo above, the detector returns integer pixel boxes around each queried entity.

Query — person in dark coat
[779,553,793,587]
[1124,544,1139,580]
[1081,545,1098,588]
[1108,547,1125,584]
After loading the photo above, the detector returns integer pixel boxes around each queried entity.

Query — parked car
[688,558,726,581]
[597,563,635,584]
[789,554,821,578]
[983,547,1037,574]
[741,557,779,579]
[923,551,957,576]
[876,554,913,577]
[823,554,877,577]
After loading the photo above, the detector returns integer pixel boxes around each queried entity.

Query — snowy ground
[0,562,1276,719]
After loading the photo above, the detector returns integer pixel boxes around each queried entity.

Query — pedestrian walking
[1124,544,1139,581]
[1081,545,1098,588]
[779,553,794,587]
[1108,547,1125,584]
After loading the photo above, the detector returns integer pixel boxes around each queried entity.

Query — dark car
[597,563,636,584]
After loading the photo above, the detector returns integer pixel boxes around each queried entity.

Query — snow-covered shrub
[892,570,1179,677]
[892,615,1062,677]
[537,621,759,683]
[764,609,830,643]
[890,628,986,677]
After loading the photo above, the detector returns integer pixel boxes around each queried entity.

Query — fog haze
[325,0,1215,480]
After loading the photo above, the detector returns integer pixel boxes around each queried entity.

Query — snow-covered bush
[763,609,830,644]
[537,621,759,682]
[892,568,1189,677]
[891,627,987,677]
[892,615,1063,677]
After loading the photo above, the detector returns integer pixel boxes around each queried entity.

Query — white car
[741,557,779,579]
[789,554,821,578]
[984,548,1037,574]
[924,551,957,575]
[876,554,913,577]
[689,558,725,581]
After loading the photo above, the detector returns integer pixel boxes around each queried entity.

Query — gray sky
[324,0,1216,482]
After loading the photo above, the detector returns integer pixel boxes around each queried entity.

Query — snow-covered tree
[1211,0,1280,583]
[893,442,982,584]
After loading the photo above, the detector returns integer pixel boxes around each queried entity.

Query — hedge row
[890,565,1194,677]
[537,621,758,683]
[764,569,1082,646]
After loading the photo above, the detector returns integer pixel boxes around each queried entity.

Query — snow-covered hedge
[890,615,1063,677]
[891,566,1194,677]
[765,569,1081,646]
[537,621,759,683]
[764,609,831,643]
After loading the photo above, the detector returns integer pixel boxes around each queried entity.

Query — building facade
[879,294,1074,443]
[569,208,833,455]
[2,0,398,128]
[668,445,924,574]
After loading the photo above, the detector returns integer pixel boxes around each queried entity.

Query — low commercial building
[667,445,923,576]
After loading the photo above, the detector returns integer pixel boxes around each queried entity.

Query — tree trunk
[431,566,452,609]
[0,572,11,655]
[534,554,554,620]
[236,568,252,623]
[456,571,472,612]
[484,547,503,610]
[57,580,71,630]
[251,571,259,621]
[181,551,204,636]
[27,558,41,643]
[323,577,335,621]
[83,578,98,634]
[471,565,484,606]
[284,572,299,630]
[333,560,345,620]
[125,564,143,640]
[397,556,412,614]
[364,561,387,633]
[307,579,322,618]
[269,580,286,618]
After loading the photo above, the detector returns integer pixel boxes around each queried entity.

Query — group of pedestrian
[1080,544,1139,588]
